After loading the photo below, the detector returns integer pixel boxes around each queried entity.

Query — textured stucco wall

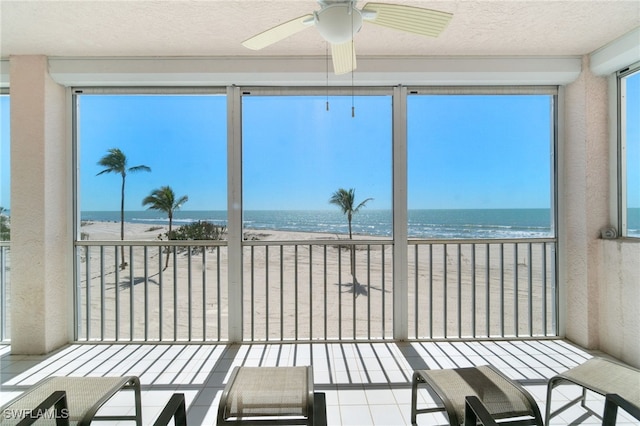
[600,241,640,368]
[562,56,609,349]
[10,55,69,354]
[563,56,640,367]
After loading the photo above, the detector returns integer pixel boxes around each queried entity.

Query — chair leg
[116,377,143,426]
[545,378,598,425]
[129,377,143,426]
[411,372,420,425]
[545,378,557,425]
[580,387,588,409]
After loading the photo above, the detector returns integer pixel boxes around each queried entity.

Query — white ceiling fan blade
[362,3,452,37]
[242,14,314,50]
[331,41,357,75]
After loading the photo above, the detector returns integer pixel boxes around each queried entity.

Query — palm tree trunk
[164,217,172,270]
[120,175,126,268]
[348,217,358,286]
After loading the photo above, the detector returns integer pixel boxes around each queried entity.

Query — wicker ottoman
[545,357,640,424]
[411,365,543,426]
[217,366,315,425]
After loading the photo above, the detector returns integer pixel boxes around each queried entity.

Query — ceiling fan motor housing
[314,4,363,44]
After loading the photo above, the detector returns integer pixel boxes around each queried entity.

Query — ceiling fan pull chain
[351,6,355,118]
[326,42,330,111]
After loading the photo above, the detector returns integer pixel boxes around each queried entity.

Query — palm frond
[129,165,152,173]
[329,188,354,214]
[354,197,373,212]
[174,195,189,209]
[142,186,188,215]
[96,148,127,175]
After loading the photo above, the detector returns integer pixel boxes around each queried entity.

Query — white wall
[600,241,640,367]
[586,26,640,368]
[562,55,610,350]
[562,53,640,368]
[10,56,70,354]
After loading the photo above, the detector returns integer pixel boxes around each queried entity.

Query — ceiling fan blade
[362,3,452,37]
[331,41,357,75]
[242,14,314,50]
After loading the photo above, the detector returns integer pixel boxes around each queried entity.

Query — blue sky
[407,95,552,209]
[3,88,635,212]
[79,95,227,211]
[243,95,392,210]
[78,93,555,212]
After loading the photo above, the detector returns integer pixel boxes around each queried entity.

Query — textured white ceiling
[1,0,639,59]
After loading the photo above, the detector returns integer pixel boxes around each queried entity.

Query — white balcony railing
[408,239,557,339]
[74,238,557,342]
[75,241,228,342]
[242,239,394,341]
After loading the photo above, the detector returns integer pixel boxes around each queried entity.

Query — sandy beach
[77,221,556,342]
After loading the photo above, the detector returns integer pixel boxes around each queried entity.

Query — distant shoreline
[80,208,557,239]
[79,220,363,242]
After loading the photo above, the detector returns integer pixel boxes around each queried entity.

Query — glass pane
[407,94,553,239]
[0,94,9,241]
[77,94,227,241]
[242,95,392,239]
[624,71,640,237]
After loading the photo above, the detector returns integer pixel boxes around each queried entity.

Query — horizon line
[80,207,554,213]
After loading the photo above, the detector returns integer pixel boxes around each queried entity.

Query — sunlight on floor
[0,340,637,425]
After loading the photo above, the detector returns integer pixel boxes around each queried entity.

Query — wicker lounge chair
[217,366,315,425]
[0,376,142,426]
[545,357,640,424]
[411,365,543,426]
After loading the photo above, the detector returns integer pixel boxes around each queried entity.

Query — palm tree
[0,207,9,241]
[97,148,151,268]
[329,188,373,287]
[142,186,188,269]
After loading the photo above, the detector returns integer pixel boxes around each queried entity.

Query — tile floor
[0,340,637,425]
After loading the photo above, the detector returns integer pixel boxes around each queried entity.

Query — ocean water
[81,208,559,239]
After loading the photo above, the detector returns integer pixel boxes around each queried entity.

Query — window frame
[239,86,395,239]
[70,85,560,341]
[617,63,640,238]
[71,87,228,241]
[405,86,559,239]
[70,85,560,242]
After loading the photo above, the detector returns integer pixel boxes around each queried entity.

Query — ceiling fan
[242,0,453,75]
